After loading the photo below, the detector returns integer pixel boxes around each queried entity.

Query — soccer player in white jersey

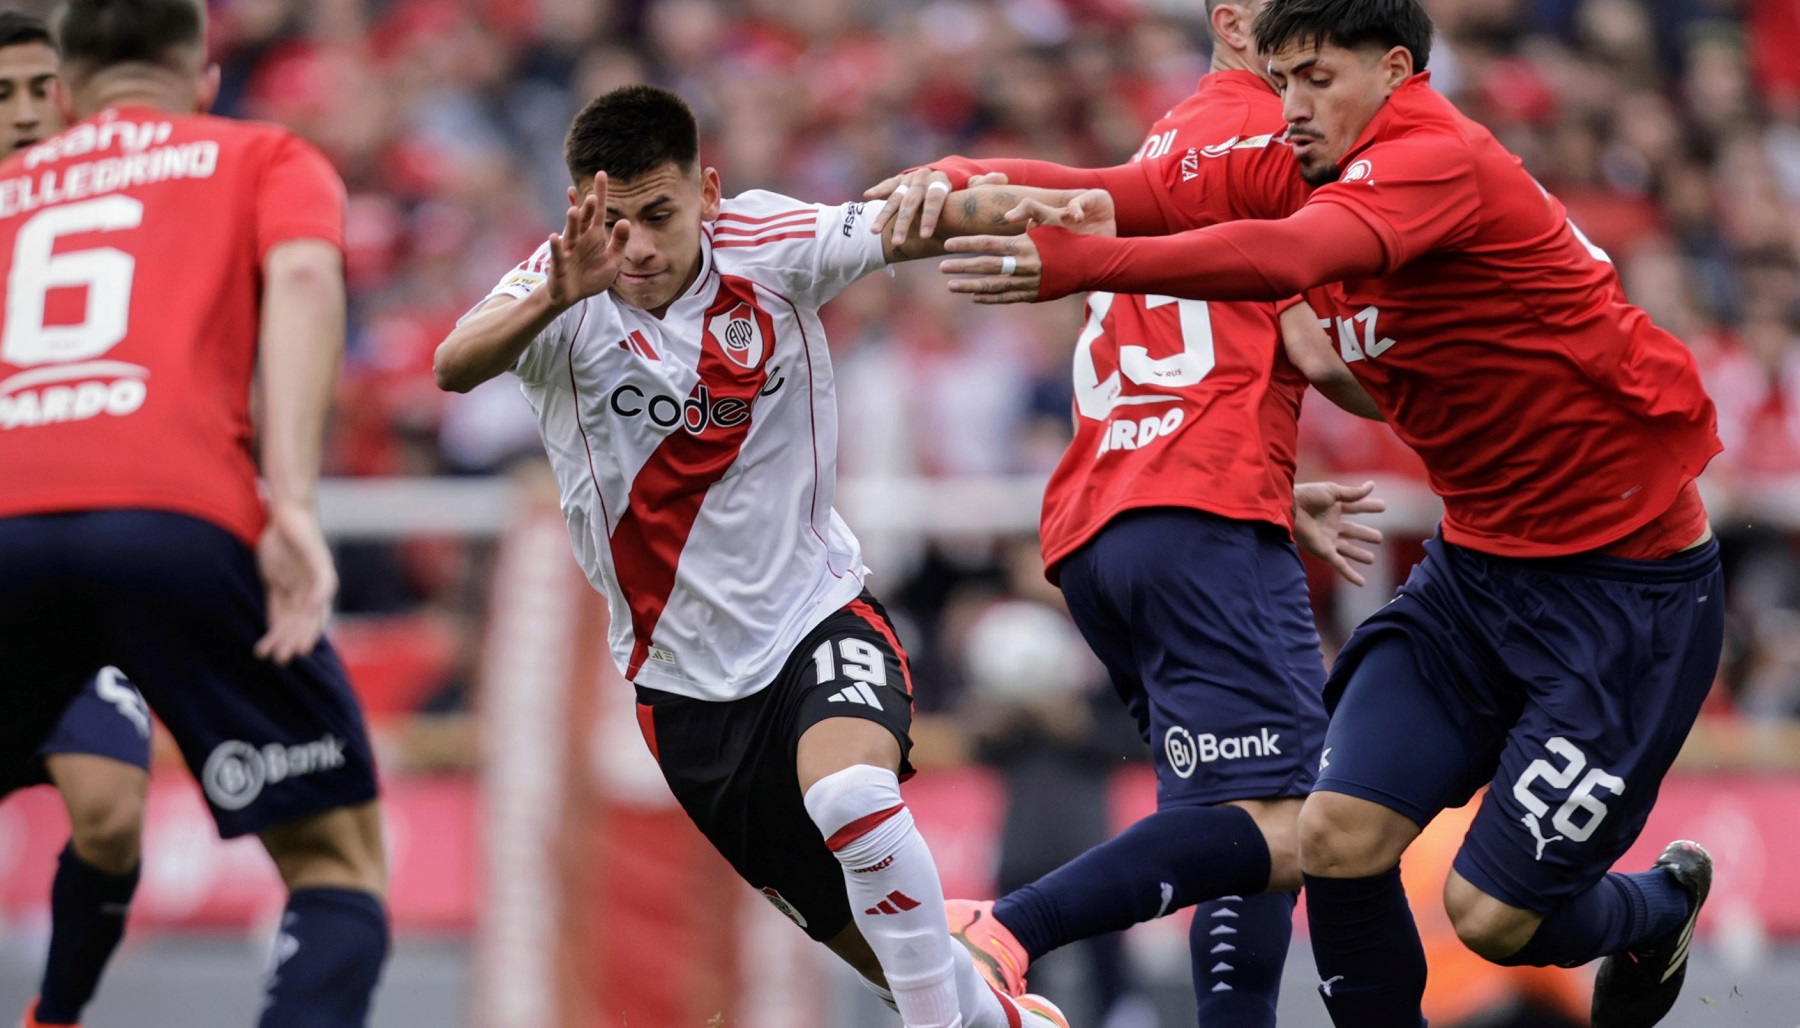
[435,84,1081,1028]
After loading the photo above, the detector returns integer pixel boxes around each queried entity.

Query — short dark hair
[56,0,205,73]
[0,11,56,53]
[563,84,700,185]
[1254,0,1433,72]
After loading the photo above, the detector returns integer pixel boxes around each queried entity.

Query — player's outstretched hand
[547,173,631,307]
[255,501,339,665]
[940,233,1043,305]
[866,168,1009,248]
[1293,480,1386,586]
[1005,188,1117,238]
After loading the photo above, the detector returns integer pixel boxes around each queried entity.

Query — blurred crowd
[24,0,1800,719]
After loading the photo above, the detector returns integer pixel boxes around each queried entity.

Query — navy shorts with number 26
[1316,534,1723,912]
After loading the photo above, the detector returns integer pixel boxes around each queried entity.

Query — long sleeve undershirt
[1031,202,1389,302]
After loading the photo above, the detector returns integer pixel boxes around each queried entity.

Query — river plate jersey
[481,191,888,701]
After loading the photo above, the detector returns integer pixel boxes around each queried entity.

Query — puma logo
[1319,975,1344,997]
[1523,813,1565,861]
[1154,882,1176,919]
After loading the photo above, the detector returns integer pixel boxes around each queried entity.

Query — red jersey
[0,107,345,545]
[943,72,1319,573]
[1303,76,1719,556]
[1030,76,1718,558]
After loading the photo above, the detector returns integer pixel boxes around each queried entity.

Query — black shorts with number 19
[634,589,917,942]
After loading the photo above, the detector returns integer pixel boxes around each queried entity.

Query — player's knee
[68,793,145,874]
[1230,797,1303,892]
[796,717,901,795]
[1444,873,1541,962]
[1297,791,1412,878]
[260,802,388,896]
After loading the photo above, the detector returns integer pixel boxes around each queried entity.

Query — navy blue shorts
[1316,535,1723,912]
[1,667,153,798]
[0,510,379,837]
[1058,508,1328,809]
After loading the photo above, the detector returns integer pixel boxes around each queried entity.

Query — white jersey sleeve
[711,190,888,307]
[464,241,580,385]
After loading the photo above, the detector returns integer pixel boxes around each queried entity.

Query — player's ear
[1379,45,1414,93]
[196,63,222,113]
[699,166,721,221]
[1209,2,1251,53]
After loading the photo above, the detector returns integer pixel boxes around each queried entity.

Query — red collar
[1339,72,1440,163]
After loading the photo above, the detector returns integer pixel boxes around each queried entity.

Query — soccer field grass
[2,935,1794,1026]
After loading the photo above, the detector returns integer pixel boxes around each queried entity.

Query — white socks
[805,765,966,1028]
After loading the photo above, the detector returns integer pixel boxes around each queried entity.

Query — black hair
[56,0,204,72]
[563,84,700,185]
[0,10,56,53]
[1253,0,1433,72]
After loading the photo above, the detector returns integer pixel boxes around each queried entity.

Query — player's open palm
[1006,188,1117,237]
[255,501,338,665]
[1293,480,1386,586]
[547,173,631,307]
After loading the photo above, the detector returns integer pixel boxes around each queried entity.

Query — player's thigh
[76,511,381,840]
[1056,535,1152,742]
[638,685,858,943]
[635,595,917,944]
[259,801,387,894]
[1453,553,1724,912]
[1074,510,1329,809]
[45,752,149,872]
[0,515,99,795]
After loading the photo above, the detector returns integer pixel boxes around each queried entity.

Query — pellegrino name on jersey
[1,119,219,218]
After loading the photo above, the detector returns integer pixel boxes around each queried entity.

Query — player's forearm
[434,288,566,393]
[935,156,1168,235]
[258,240,346,509]
[889,186,1083,261]
[1281,303,1384,421]
[1032,203,1386,302]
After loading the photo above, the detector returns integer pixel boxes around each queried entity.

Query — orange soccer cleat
[946,898,1031,997]
[20,1001,78,1028]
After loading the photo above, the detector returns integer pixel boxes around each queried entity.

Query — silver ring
[1000,255,1018,275]
[891,183,912,196]
[926,180,951,194]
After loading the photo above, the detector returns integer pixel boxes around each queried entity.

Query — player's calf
[256,803,390,1028]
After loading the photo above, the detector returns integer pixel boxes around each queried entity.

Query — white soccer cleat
[1015,993,1071,1028]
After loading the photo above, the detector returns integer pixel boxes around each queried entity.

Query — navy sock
[1304,870,1427,1028]
[1498,869,1692,968]
[994,804,1270,961]
[259,888,390,1028]
[1191,891,1295,1028]
[35,844,138,1024]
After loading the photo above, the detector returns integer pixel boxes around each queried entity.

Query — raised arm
[254,238,345,663]
[881,184,1115,263]
[941,201,1387,305]
[434,176,629,392]
[868,158,1170,246]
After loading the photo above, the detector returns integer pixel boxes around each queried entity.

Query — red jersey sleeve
[1304,138,1480,275]
[255,133,346,259]
[1156,134,1312,227]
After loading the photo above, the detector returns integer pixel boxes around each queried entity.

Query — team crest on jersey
[707,301,765,369]
[1342,159,1374,182]
[760,887,808,928]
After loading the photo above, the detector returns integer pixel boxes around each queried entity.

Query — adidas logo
[828,683,883,709]
[864,890,920,915]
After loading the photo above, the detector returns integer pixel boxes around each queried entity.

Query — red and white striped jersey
[480,190,888,701]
